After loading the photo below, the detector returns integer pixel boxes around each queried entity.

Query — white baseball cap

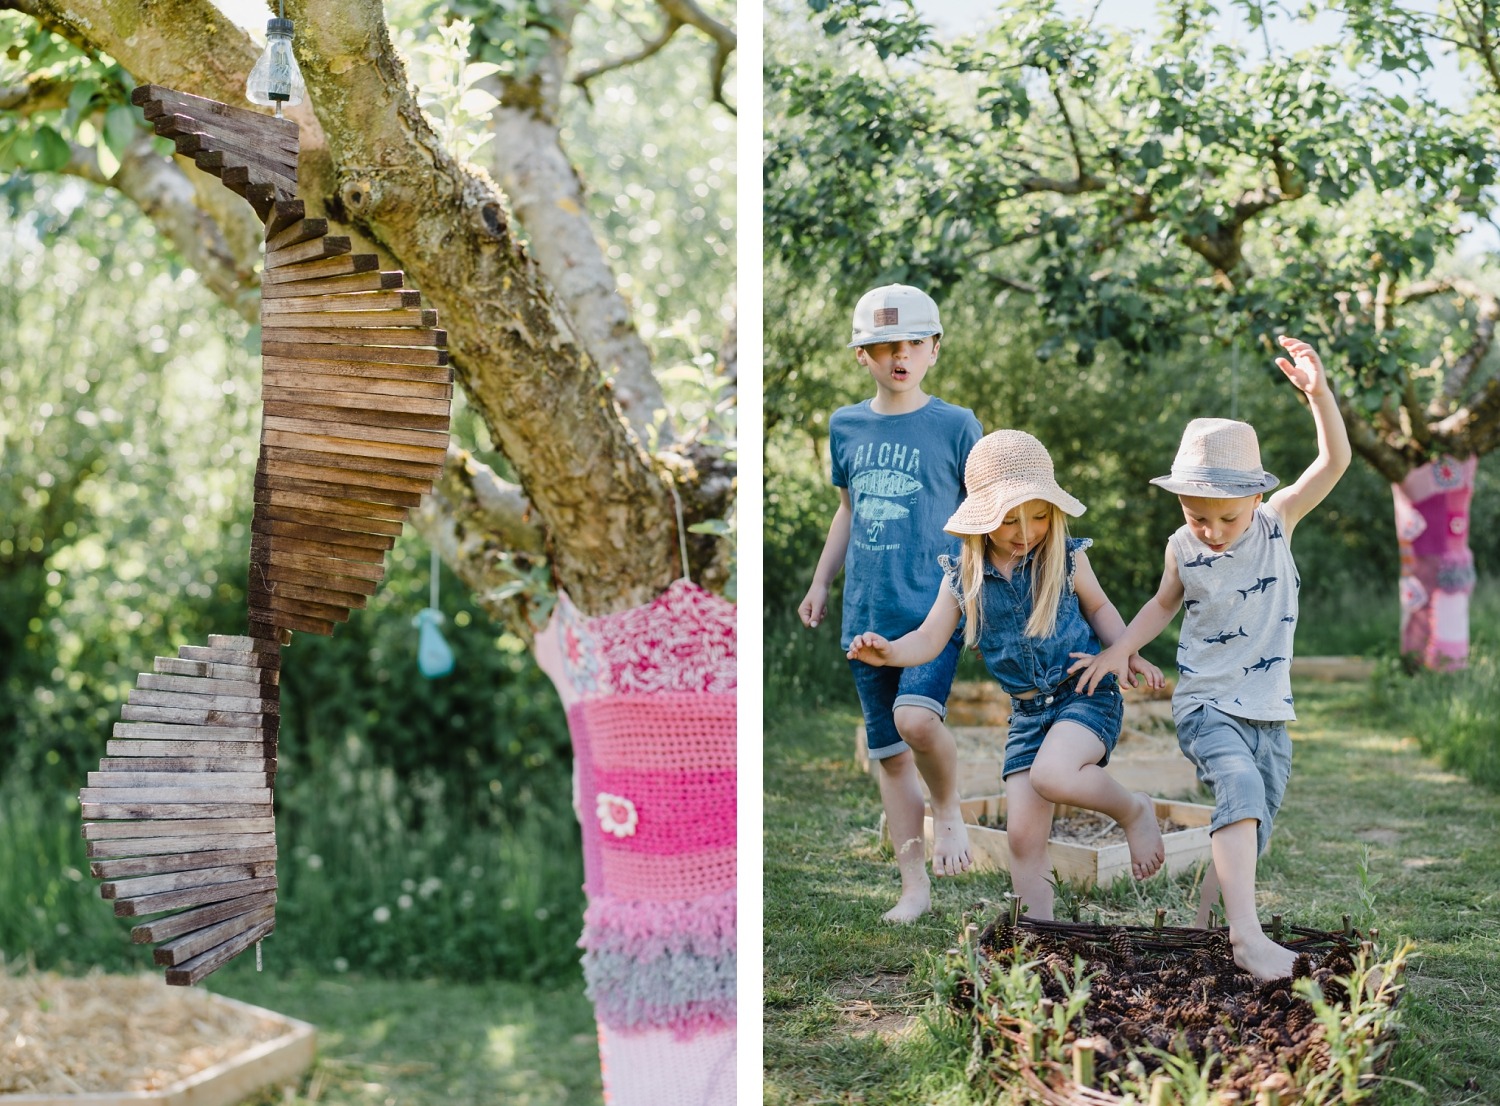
[848,284,943,348]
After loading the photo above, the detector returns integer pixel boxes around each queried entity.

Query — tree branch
[572,17,683,92]
[0,74,71,113]
[656,0,735,110]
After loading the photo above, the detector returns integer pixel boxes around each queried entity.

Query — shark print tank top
[1170,505,1299,723]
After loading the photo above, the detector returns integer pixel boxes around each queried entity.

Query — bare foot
[929,803,972,877]
[1122,792,1165,879]
[882,886,931,924]
[1230,929,1298,982]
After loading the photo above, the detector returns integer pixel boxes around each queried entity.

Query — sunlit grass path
[764,680,1500,1105]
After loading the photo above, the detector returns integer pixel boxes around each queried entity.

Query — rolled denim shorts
[1175,703,1291,855]
[1002,678,1123,779]
[849,630,963,761]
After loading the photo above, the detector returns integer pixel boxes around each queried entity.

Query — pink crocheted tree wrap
[535,580,736,1104]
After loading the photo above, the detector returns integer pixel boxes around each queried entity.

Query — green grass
[764,681,1500,1105]
[208,963,603,1105]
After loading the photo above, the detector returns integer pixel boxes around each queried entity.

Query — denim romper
[941,537,1123,778]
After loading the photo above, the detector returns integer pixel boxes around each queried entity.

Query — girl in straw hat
[849,429,1168,921]
[1072,336,1350,982]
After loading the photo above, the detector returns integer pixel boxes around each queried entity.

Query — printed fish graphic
[1280,615,1296,623]
[1237,576,1278,600]
[1183,599,1200,612]
[1184,551,1233,568]
[1204,627,1249,645]
[1177,662,1198,674]
[1242,656,1287,675]
[1269,522,1283,539]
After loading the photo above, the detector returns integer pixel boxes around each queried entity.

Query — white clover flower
[595,792,639,838]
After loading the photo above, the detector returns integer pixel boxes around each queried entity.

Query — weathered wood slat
[252,514,399,551]
[259,570,375,604]
[256,470,426,509]
[262,308,438,330]
[130,890,277,944]
[81,787,273,805]
[83,816,276,840]
[259,455,440,496]
[154,904,276,967]
[261,356,453,387]
[261,289,421,313]
[261,431,448,474]
[102,861,278,901]
[115,875,278,917]
[87,833,277,859]
[162,117,298,160]
[119,704,267,727]
[253,488,409,530]
[87,772,273,790]
[262,412,451,450]
[264,217,330,253]
[250,527,389,564]
[263,199,306,239]
[255,325,446,349]
[251,576,372,611]
[259,254,380,285]
[104,738,271,759]
[82,802,272,821]
[153,656,280,683]
[126,689,269,714]
[251,608,337,636]
[113,721,270,740]
[98,757,275,774]
[137,673,269,698]
[265,236,352,269]
[183,141,299,191]
[253,539,390,581]
[250,591,356,626]
[262,368,453,402]
[91,845,278,880]
[164,915,277,985]
[179,643,279,665]
[213,160,300,202]
[135,86,298,144]
[260,269,404,298]
[261,338,447,367]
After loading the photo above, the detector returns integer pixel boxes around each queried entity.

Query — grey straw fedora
[1150,418,1280,497]
[945,430,1085,535]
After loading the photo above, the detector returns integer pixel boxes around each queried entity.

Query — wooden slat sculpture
[81,86,451,985]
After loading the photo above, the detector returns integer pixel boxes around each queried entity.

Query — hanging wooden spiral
[81,85,452,984]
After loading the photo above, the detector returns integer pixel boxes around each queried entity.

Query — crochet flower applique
[596,793,639,838]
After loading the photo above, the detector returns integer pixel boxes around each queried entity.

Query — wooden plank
[165,915,277,985]
[262,396,451,435]
[264,199,306,239]
[103,861,278,901]
[262,367,453,402]
[259,253,379,285]
[250,586,357,621]
[255,495,409,535]
[116,875,278,917]
[138,672,269,697]
[262,289,420,313]
[180,643,279,665]
[88,833,277,860]
[261,431,447,474]
[261,355,453,386]
[98,757,275,774]
[91,845,278,880]
[131,889,277,944]
[265,235,352,269]
[81,787,273,805]
[255,608,338,636]
[83,816,276,840]
[252,513,399,551]
[82,802,272,821]
[154,656,280,683]
[264,216,329,253]
[260,269,404,298]
[263,385,451,417]
[260,439,446,481]
[259,455,439,496]
[256,470,426,508]
[135,86,299,145]
[254,540,388,580]
[183,139,298,188]
[262,308,438,330]
[162,117,299,159]
[212,159,300,200]
[262,557,381,593]
[108,739,270,758]
[87,772,272,790]
[154,903,276,966]
[255,325,446,349]
[251,576,372,610]
[119,704,267,727]
[127,689,270,713]
[262,412,451,449]
[250,527,388,564]
[261,337,447,367]
[114,721,270,740]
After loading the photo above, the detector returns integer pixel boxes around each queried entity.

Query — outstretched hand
[1068,645,1131,696]
[847,632,893,666]
[1274,335,1326,396]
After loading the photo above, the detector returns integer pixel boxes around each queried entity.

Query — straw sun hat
[945,430,1085,535]
[1149,418,1280,498]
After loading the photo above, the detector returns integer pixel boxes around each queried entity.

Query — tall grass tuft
[0,736,585,983]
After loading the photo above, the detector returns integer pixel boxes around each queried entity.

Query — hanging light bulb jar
[246,17,305,116]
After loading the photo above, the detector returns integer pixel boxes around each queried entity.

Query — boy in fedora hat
[798,283,983,923]
[849,429,1167,922]
[1073,335,1351,981]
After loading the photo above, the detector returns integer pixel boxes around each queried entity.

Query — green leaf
[102,103,136,161]
[30,125,71,172]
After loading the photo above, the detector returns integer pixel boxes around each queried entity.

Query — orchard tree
[1,0,737,629]
[766,0,1500,667]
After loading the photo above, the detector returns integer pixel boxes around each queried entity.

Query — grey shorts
[1176,704,1292,855]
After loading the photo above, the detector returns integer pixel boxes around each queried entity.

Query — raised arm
[847,586,962,668]
[1266,335,1351,536]
[798,488,852,629]
[1070,546,1184,694]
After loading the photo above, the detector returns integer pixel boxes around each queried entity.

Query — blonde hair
[958,502,1071,648]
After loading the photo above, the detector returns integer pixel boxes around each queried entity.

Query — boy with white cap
[1072,335,1351,981]
[798,283,983,923]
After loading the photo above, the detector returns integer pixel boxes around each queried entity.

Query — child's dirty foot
[1123,792,1165,879]
[1231,930,1298,982]
[882,887,931,924]
[930,805,972,877]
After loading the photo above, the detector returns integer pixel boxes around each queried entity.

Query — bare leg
[875,750,930,923]
[1212,818,1296,981]
[1028,722,1165,879]
[894,705,971,877]
[1193,862,1222,929]
[1003,769,1056,919]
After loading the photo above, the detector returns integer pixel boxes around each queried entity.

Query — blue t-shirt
[830,396,982,648]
